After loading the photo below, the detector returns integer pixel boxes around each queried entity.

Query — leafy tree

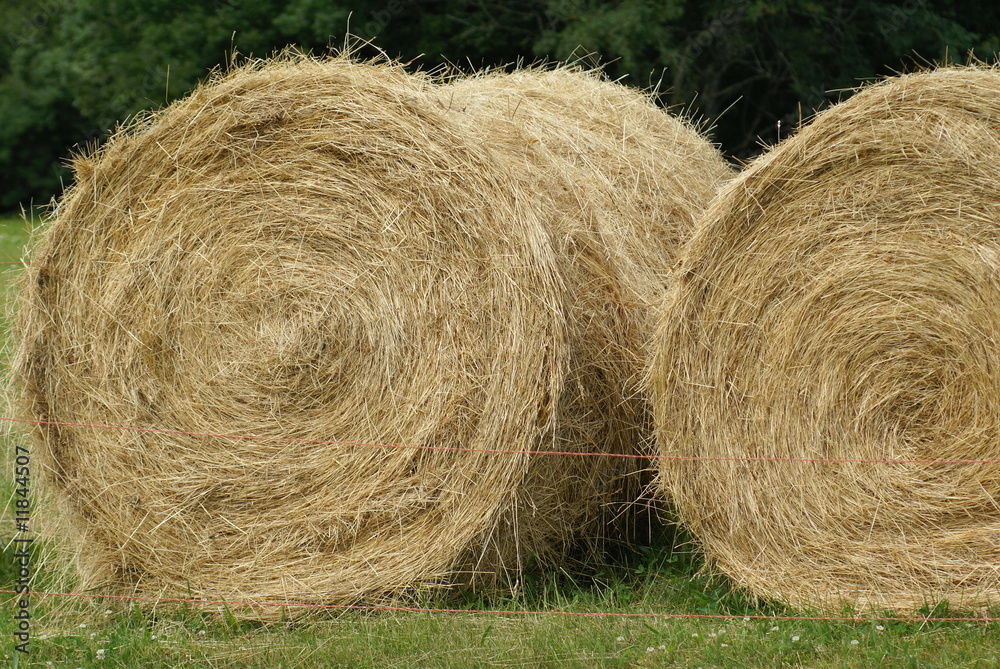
[537,0,683,83]
[0,0,340,211]
[539,0,989,155]
[0,0,84,212]
[1,0,998,212]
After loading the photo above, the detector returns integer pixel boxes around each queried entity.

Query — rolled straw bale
[13,56,571,610]
[436,68,732,550]
[652,66,1000,611]
[13,56,730,612]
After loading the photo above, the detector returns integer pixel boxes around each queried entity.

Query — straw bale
[652,66,1000,611]
[12,56,728,612]
[436,68,732,556]
[13,56,569,610]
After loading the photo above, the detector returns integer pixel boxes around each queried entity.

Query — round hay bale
[436,68,732,549]
[652,66,1000,611]
[12,56,572,610]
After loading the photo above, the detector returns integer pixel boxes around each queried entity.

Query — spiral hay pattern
[652,66,1000,611]
[14,56,567,609]
[13,56,729,611]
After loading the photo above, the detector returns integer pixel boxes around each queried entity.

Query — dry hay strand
[652,65,1000,611]
[436,68,732,552]
[13,55,572,613]
[14,55,730,613]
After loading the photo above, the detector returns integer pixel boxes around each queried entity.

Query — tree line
[2,0,997,213]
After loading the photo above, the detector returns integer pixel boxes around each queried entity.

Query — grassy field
[1,211,1000,668]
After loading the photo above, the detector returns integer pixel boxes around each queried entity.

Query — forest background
[2,0,999,214]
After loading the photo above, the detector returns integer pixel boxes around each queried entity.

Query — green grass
[2,212,1000,667]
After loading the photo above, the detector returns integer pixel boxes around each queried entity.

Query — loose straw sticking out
[436,67,732,559]
[12,55,568,614]
[652,65,1000,611]
[12,55,730,617]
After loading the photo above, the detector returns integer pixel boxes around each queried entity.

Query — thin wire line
[0,415,644,460]
[0,589,995,623]
[2,415,997,465]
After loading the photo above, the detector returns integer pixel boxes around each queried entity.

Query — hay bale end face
[652,66,1000,611]
[13,56,729,610]
[14,56,570,608]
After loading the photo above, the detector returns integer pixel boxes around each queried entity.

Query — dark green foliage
[0,0,998,212]
[540,1,989,154]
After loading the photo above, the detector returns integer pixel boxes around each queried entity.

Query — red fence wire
[0,590,996,624]
[4,395,1000,624]
[3,238,999,630]
[2,415,998,465]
